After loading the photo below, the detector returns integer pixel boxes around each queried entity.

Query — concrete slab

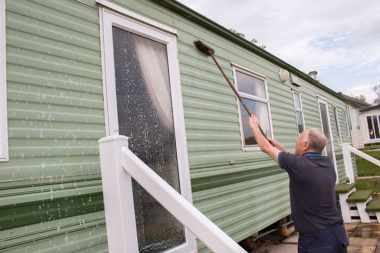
[281,233,298,244]
[349,237,378,246]
[345,223,360,231]
[264,243,297,253]
[347,245,376,253]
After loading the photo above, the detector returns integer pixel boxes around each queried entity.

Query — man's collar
[303,152,322,157]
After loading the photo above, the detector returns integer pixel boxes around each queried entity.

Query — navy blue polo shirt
[278,152,343,234]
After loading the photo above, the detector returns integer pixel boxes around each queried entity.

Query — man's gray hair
[304,128,327,153]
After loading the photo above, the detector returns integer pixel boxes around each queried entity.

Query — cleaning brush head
[194,40,215,56]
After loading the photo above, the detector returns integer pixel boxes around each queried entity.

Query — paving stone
[349,237,378,246]
[347,245,376,253]
[281,233,298,244]
[263,243,298,253]
[345,223,360,231]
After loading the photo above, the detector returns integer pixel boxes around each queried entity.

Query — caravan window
[233,66,272,149]
[332,107,342,144]
[292,91,305,134]
[0,0,8,162]
[367,115,380,139]
[352,109,360,130]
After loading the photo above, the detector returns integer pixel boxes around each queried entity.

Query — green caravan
[0,0,354,252]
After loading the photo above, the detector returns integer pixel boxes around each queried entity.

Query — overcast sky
[177,0,380,104]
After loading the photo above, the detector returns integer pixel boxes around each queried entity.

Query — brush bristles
[194,40,215,56]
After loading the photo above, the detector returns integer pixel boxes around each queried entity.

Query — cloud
[344,84,377,104]
[178,0,380,96]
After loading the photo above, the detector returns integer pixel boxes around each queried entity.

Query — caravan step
[347,190,373,203]
[335,183,356,194]
[347,190,373,223]
[335,184,356,223]
[366,198,380,223]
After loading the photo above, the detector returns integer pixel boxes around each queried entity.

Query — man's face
[295,130,309,156]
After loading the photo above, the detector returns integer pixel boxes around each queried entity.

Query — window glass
[241,98,271,145]
[346,106,352,131]
[367,116,374,139]
[296,111,304,133]
[333,107,341,144]
[353,109,360,130]
[373,116,379,139]
[293,93,301,109]
[235,68,271,147]
[293,91,304,134]
[236,70,266,98]
[319,102,333,161]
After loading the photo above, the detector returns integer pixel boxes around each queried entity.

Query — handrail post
[342,143,355,184]
[98,135,138,253]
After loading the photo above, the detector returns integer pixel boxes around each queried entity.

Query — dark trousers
[298,223,349,253]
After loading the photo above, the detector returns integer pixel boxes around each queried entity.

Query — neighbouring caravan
[360,104,380,145]
[0,0,355,252]
[339,93,370,149]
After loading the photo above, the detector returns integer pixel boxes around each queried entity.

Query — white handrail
[121,147,247,253]
[342,143,380,183]
[99,135,247,253]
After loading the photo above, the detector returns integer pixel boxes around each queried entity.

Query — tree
[374,85,380,104]
[353,94,366,102]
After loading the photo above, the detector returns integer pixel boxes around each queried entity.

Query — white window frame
[317,97,338,183]
[0,0,8,162]
[332,106,342,145]
[292,90,305,134]
[99,4,196,253]
[232,63,273,151]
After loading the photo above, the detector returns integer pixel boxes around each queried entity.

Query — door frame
[99,3,196,252]
[317,97,339,183]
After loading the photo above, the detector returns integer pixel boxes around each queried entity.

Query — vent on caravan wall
[290,73,301,87]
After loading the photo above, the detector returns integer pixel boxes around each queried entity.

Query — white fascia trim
[231,62,267,80]
[96,0,177,35]
[0,0,8,162]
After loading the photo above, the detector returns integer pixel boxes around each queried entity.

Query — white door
[100,6,196,253]
[318,98,339,183]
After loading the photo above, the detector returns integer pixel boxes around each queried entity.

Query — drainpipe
[280,217,295,237]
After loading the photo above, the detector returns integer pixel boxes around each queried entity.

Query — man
[249,115,348,253]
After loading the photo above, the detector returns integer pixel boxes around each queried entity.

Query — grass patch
[356,178,380,194]
[362,144,380,151]
[355,150,380,176]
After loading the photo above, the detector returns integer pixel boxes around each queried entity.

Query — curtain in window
[133,35,173,131]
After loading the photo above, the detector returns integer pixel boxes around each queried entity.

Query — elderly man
[249,115,348,253]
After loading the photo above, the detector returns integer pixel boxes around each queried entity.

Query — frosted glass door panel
[112,26,185,252]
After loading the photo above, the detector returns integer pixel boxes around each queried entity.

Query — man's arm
[249,115,281,163]
[267,137,287,152]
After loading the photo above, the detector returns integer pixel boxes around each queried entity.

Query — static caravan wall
[1,0,108,252]
[104,1,353,252]
[0,0,352,253]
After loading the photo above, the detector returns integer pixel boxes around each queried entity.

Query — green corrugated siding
[1,0,107,251]
[0,0,354,252]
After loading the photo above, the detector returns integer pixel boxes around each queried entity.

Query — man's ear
[304,141,311,151]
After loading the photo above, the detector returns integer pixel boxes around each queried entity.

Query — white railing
[99,135,247,253]
[342,143,380,183]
